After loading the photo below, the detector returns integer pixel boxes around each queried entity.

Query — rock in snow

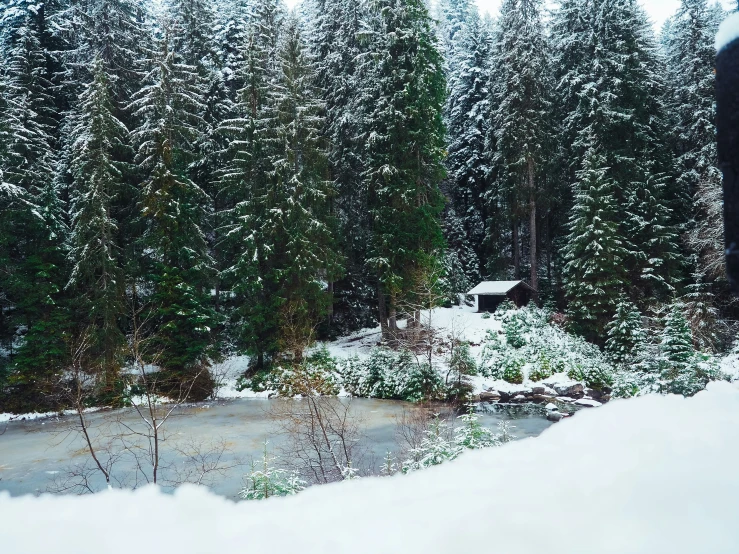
[2,383,739,553]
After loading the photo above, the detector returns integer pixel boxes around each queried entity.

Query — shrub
[501,353,524,384]
[242,348,340,397]
[529,355,553,382]
[240,445,306,500]
[504,314,527,348]
[340,349,445,402]
[446,342,477,402]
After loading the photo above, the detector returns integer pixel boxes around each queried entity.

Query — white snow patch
[716,12,739,51]
[0,407,101,423]
[2,382,739,552]
[573,398,603,408]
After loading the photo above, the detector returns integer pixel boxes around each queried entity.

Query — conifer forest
[0,0,735,414]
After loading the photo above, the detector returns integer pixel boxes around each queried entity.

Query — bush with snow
[401,411,511,473]
[239,348,341,397]
[240,446,306,500]
[340,349,446,402]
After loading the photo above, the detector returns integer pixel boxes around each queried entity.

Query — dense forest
[0,0,733,411]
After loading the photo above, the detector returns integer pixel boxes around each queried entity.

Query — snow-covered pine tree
[435,0,473,72]
[660,301,695,377]
[67,56,128,379]
[442,208,479,302]
[564,143,628,342]
[682,277,722,352]
[605,297,646,365]
[306,0,374,333]
[360,0,447,341]
[168,0,229,312]
[53,0,152,314]
[0,6,71,401]
[228,14,341,364]
[129,29,217,396]
[553,0,680,310]
[218,0,283,366]
[52,0,149,105]
[444,7,489,281]
[666,0,725,282]
[488,0,551,291]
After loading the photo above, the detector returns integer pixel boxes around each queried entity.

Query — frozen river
[0,398,553,499]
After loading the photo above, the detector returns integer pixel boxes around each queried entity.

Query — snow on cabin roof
[467,280,535,295]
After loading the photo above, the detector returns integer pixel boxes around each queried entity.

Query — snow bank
[3,382,739,553]
[716,12,739,52]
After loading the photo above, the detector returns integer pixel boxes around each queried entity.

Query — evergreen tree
[360,0,447,340]
[130,30,217,394]
[553,0,681,308]
[563,144,628,341]
[666,0,725,282]
[605,297,646,364]
[307,0,373,333]
[444,7,489,277]
[228,14,341,364]
[0,6,70,402]
[67,56,128,378]
[488,0,551,290]
[660,301,695,376]
[219,0,283,365]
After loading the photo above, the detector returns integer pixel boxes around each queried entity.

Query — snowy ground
[2,381,738,553]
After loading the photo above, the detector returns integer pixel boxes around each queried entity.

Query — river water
[0,398,552,499]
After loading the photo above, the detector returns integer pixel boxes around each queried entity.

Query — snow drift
[2,383,739,553]
[716,12,739,52]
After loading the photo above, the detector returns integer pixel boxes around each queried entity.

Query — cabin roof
[467,280,536,296]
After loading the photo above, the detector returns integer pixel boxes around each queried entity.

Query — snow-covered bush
[340,349,445,402]
[242,348,340,396]
[445,342,477,401]
[480,306,616,390]
[402,412,510,473]
[240,446,306,500]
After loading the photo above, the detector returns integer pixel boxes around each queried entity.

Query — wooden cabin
[467,281,536,312]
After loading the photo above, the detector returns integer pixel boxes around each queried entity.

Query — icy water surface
[0,398,552,499]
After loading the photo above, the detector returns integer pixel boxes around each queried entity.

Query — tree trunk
[528,158,538,301]
[327,281,334,331]
[377,279,388,341]
[512,220,521,279]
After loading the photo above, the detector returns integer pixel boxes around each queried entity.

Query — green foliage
[605,297,646,365]
[454,410,500,450]
[246,347,341,397]
[401,412,509,473]
[504,313,527,348]
[501,354,525,384]
[567,362,614,392]
[529,354,553,382]
[341,349,445,402]
[240,444,306,500]
[446,341,477,401]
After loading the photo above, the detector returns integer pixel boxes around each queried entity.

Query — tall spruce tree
[488,0,550,291]
[0,6,70,403]
[564,144,628,341]
[666,0,725,282]
[553,0,681,312]
[130,29,217,395]
[67,56,128,380]
[307,0,373,333]
[360,0,447,340]
[219,0,283,366]
[444,7,489,283]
